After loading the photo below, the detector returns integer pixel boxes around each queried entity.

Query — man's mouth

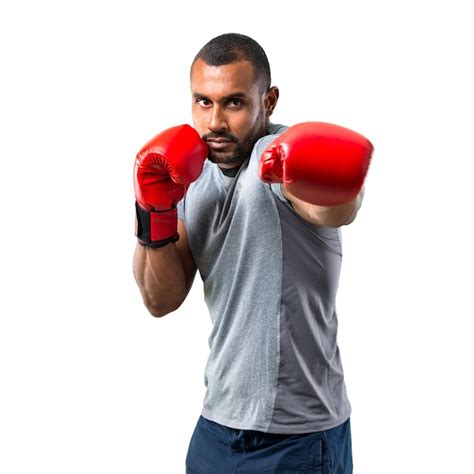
[206,138,234,150]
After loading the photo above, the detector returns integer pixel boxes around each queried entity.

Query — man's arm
[282,185,365,227]
[132,124,206,317]
[133,220,197,318]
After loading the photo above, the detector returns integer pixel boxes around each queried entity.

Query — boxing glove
[134,124,208,247]
[259,122,373,206]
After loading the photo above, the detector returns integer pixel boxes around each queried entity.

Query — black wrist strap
[135,202,179,248]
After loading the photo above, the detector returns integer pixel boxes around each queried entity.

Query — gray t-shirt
[177,123,351,434]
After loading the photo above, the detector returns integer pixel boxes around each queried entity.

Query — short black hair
[192,33,271,91]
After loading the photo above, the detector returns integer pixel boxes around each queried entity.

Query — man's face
[190,59,274,168]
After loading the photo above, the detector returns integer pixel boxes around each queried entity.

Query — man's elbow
[340,209,359,226]
[313,207,359,227]
[335,193,364,227]
[142,298,183,318]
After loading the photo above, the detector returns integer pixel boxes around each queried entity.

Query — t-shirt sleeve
[270,182,289,203]
[177,197,185,221]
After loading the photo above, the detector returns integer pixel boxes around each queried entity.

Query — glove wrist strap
[135,201,179,248]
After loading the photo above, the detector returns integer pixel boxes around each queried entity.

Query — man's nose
[209,105,228,131]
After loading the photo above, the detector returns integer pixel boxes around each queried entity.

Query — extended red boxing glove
[134,124,208,247]
[259,122,373,206]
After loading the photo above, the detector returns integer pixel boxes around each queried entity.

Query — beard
[203,112,267,166]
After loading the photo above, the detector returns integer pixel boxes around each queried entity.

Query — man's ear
[264,86,279,117]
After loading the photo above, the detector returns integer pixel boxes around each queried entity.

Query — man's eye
[229,98,243,107]
[197,98,211,107]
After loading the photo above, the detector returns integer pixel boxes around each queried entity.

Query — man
[133,33,373,473]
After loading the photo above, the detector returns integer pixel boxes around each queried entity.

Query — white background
[1,1,473,472]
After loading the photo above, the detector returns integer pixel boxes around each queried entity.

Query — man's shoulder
[267,123,288,136]
[253,123,288,153]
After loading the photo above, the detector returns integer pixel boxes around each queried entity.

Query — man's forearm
[133,243,188,317]
[283,186,365,227]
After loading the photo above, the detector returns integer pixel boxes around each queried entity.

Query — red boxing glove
[134,124,207,247]
[259,122,373,206]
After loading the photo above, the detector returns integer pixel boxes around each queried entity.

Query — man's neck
[219,161,245,177]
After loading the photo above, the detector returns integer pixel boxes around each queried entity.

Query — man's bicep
[176,219,197,293]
